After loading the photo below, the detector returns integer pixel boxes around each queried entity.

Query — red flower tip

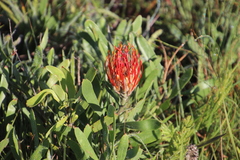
[105,43,143,97]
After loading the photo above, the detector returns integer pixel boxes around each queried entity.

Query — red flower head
[105,43,142,97]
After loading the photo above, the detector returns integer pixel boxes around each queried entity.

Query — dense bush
[0,0,239,159]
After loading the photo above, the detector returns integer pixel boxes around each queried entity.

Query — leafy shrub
[0,0,239,159]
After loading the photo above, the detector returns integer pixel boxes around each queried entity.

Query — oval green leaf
[117,134,129,160]
[137,70,158,99]
[84,20,108,59]
[45,115,69,138]
[82,79,99,106]
[40,28,48,50]
[46,66,65,81]
[125,119,161,131]
[26,89,60,107]
[130,129,162,146]
[74,127,98,160]
[136,35,155,60]
[0,138,9,154]
[29,139,49,160]
[131,15,142,35]
[52,84,67,101]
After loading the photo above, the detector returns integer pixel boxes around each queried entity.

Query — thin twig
[168,42,186,68]
[157,39,194,54]
[8,19,21,61]
[169,52,188,73]
[161,41,186,83]
[160,42,168,84]
[77,56,81,86]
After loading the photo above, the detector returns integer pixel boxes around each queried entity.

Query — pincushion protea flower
[105,43,142,98]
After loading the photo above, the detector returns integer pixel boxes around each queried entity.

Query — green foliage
[0,0,239,160]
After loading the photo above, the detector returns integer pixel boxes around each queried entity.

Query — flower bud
[105,43,142,98]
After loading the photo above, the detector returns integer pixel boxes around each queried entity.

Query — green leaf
[8,126,22,159]
[148,29,163,44]
[45,115,69,138]
[30,139,49,160]
[0,1,22,24]
[74,127,98,160]
[58,59,71,69]
[40,28,48,50]
[46,16,57,30]
[22,107,30,119]
[0,138,9,154]
[127,99,145,121]
[130,129,162,146]
[6,124,13,136]
[68,140,84,159]
[169,68,193,99]
[83,50,95,62]
[83,124,93,139]
[29,109,39,148]
[137,70,158,99]
[92,116,114,133]
[107,105,115,117]
[0,74,8,106]
[26,89,60,107]
[97,8,120,19]
[56,118,68,131]
[6,99,17,118]
[32,46,43,72]
[82,79,99,106]
[117,134,129,160]
[13,64,21,83]
[47,48,55,65]
[114,19,133,45]
[169,24,182,40]
[126,147,143,160]
[85,67,97,82]
[39,0,48,15]
[150,55,164,78]
[115,20,127,36]
[131,15,142,35]
[46,66,65,81]
[127,147,143,160]
[57,125,72,143]
[187,36,206,82]
[190,78,215,101]
[46,73,59,88]
[84,20,108,60]
[187,36,206,56]
[136,35,155,60]
[61,67,76,99]
[128,32,135,45]
[125,119,161,131]
[51,85,67,101]
[159,99,171,112]
[79,32,100,57]
[60,11,82,35]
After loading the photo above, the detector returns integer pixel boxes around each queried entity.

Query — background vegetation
[0,0,239,159]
